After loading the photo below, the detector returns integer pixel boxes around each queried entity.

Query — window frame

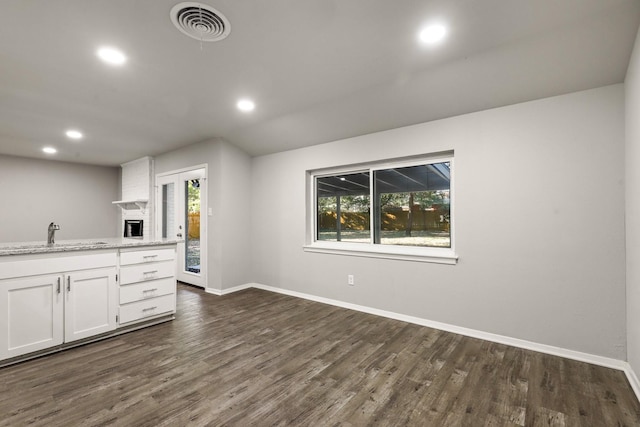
[304,153,458,265]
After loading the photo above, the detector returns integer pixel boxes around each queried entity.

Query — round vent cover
[170,2,230,42]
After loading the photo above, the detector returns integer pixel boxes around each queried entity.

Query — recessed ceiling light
[42,147,57,154]
[97,46,127,66]
[419,24,447,45]
[237,99,255,112]
[66,129,83,140]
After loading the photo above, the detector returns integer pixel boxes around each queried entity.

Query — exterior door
[156,168,207,288]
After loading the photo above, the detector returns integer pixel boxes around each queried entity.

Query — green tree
[341,195,369,212]
[379,193,407,211]
[187,180,201,213]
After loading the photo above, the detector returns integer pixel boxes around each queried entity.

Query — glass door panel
[185,179,201,274]
[161,182,175,239]
[156,168,206,288]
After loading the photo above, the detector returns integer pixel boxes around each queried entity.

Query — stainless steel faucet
[47,222,60,245]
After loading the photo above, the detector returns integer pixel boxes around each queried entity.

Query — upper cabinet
[115,156,154,239]
[113,156,153,209]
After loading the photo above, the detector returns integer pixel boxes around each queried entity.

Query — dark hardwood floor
[1,284,639,426]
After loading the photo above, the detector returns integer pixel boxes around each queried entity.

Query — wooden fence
[318,208,449,232]
[188,212,200,238]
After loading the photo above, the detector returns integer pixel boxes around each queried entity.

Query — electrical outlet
[348,274,354,286]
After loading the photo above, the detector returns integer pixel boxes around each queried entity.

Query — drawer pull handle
[142,306,157,312]
[143,288,158,293]
[143,270,158,275]
[143,255,158,259]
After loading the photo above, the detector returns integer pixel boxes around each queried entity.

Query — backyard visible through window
[374,163,450,247]
[317,172,370,243]
[186,179,201,274]
[315,160,451,248]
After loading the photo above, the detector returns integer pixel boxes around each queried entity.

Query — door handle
[67,276,71,292]
[57,277,61,294]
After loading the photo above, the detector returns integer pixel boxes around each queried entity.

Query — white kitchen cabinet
[0,251,118,361]
[0,274,64,360]
[119,293,176,324]
[119,277,175,304]
[0,242,177,364]
[119,246,177,326]
[119,260,175,285]
[119,247,175,265]
[64,267,117,342]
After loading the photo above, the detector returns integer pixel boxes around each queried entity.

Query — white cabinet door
[0,274,64,360]
[64,267,117,342]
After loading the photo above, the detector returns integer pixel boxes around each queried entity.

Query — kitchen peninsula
[0,238,180,366]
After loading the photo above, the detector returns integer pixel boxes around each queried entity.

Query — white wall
[154,138,252,292]
[251,85,626,359]
[218,141,253,290]
[626,27,640,374]
[0,154,119,241]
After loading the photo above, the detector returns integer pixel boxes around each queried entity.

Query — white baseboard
[211,282,640,402]
[249,283,626,370]
[623,363,640,401]
[220,283,254,295]
[205,283,253,296]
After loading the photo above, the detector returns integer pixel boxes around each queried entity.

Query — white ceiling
[0,0,638,166]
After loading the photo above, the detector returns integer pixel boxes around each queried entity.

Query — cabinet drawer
[119,294,175,324]
[119,277,175,304]
[0,251,117,281]
[120,261,175,285]
[120,248,175,266]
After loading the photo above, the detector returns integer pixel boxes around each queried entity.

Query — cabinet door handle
[57,277,61,294]
[67,276,71,292]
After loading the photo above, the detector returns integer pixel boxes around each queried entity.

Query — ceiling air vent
[170,2,231,42]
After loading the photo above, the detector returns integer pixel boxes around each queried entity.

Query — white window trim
[304,153,457,265]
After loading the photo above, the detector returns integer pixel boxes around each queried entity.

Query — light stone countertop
[0,238,182,256]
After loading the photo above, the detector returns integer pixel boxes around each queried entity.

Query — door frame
[155,164,208,288]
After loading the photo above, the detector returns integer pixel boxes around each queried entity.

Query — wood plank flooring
[1,284,639,426]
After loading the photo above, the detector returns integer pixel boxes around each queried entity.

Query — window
[317,171,370,243]
[307,155,456,264]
